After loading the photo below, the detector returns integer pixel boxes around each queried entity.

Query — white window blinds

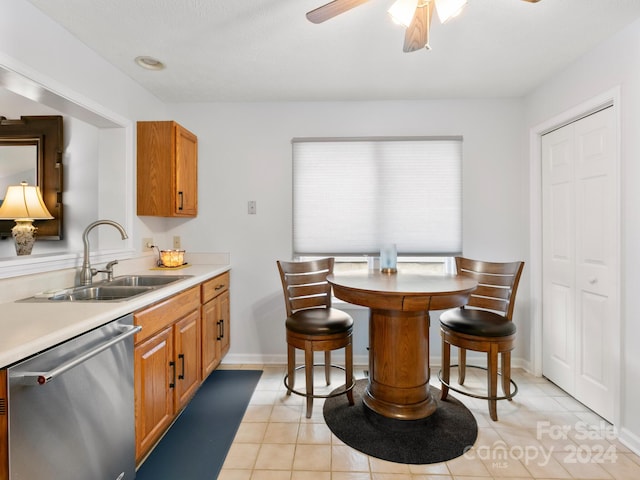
[292,137,462,256]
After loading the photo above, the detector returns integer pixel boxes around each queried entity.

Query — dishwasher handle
[22,324,142,386]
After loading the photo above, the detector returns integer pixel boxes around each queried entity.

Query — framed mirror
[0,115,63,240]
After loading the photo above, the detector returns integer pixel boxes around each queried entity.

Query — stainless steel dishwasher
[7,314,141,480]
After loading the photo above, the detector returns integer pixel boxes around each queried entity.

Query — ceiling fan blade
[403,1,434,53]
[306,0,372,24]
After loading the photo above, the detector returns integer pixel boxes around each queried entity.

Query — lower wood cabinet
[174,310,201,407]
[133,286,201,463]
[134,325,175,461]
[201,272,230,378]
[134,272,231,465]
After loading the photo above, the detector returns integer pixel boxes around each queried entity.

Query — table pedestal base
[363,385,437,420]
[365,309,436,420]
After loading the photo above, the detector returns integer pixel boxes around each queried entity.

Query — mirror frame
[0,115,63,240]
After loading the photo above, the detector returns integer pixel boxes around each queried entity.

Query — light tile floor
[218,365,640,480]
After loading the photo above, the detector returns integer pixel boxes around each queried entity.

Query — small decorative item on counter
[160,249,185,267]
[380,243,397,274]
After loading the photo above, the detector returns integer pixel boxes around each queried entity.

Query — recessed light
[134,56,165,70]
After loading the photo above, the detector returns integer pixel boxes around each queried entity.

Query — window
[292,137,462,269]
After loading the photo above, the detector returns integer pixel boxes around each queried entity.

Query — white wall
[0,1,166,126]
[524,17,640,453]
[0,0,169,264]
[168,99,528,364]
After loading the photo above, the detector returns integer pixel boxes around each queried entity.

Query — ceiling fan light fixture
[388,0,420,28]
[308,0,540,53]
[435,0,467,23]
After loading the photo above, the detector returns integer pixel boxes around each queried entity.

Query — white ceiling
[25,0,640,103]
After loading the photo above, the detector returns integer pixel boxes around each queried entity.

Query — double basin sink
[42,275,192,302]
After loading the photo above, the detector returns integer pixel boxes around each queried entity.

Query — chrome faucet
[80,220,129,286]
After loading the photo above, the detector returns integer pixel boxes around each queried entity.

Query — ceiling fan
[306,0,542,53]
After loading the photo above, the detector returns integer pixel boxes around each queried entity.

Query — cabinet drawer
[134,286,200,344]
[201,272,230,304]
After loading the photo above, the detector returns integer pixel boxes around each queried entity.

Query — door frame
[529,86,621,426]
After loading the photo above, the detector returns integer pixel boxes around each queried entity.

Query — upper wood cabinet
[137,121,198,217]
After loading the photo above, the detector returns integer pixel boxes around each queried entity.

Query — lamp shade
[435,0,467,23]
[388,0,419,27]
[0,182,53,220]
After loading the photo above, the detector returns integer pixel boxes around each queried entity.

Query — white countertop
[0,263,230,368]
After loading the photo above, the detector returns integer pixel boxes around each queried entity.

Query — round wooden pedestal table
[328,272,477,421]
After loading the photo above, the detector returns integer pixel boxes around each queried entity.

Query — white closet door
[542,106,618,422]
[542,123,576,392]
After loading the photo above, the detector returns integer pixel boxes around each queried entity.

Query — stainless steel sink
[48,285,154,301]
[106,275,191,287]
[18,274,193,302]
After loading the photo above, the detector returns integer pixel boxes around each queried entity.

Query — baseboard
[619,427,640,456]
[223,353,534,374]
[429,353,533,374]
[222,353,369,367]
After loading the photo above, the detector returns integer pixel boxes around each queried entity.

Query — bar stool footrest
[284,363,355,400]
[437,364,518,401]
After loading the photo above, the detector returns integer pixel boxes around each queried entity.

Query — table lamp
[0,181,53,255]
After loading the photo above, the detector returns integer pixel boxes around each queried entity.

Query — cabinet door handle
[178,353,185,380]
[169,361,176,388]
[178,191,184,210]
[216,320,221,341]
[219,319,224,339]
[215,284,225,291]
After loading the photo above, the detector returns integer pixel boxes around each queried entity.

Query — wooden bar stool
[439,257,524,421]
[277,258,355,418]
